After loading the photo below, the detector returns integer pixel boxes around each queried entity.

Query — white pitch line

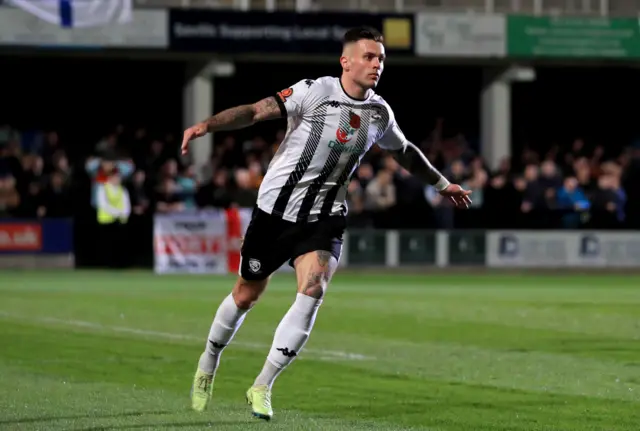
[0,311,374,362]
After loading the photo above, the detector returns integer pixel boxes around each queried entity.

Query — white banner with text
[415,13,506,57]
[487,231,640,268]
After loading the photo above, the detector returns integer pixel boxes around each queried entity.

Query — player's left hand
[440,184,472,209]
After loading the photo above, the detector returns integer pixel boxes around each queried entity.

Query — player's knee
[232,277,268,309]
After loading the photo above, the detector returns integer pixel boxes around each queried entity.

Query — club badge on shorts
[248,259,261,273]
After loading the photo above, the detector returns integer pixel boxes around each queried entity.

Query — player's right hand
[440,183,473,209]
[181,122,208,155]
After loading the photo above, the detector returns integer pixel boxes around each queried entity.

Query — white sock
[198,293,249,375]
[254,293,322,389]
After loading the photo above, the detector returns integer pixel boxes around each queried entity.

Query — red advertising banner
[0,223,43,251]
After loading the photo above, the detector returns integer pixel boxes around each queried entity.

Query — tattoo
[204,104,254,133]
[252,97,283,122]
[316,250,332,268]
[204,97,282,133]
[297,251,337,299]
[302,271,326,299]
[390,144,444,186]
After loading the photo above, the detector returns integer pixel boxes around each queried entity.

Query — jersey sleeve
[377,109,409,151]
[274,79,315,119]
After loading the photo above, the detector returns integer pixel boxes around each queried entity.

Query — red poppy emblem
[349,113,361,129]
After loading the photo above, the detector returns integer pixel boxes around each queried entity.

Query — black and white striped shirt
[258,76,408,222]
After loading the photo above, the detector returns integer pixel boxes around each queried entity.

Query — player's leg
[198,276,270,375]
[247,216,344,420]
[191,276,268,412]
[191,208,290,412]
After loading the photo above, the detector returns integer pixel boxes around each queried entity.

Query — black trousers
[97,221,129,268]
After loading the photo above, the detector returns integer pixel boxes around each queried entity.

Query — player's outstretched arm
[389,142,472,209]
[181,97,282,155]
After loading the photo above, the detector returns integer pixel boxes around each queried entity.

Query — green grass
[1,271,639,430]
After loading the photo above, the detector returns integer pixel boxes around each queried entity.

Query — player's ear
[340,55,350,72]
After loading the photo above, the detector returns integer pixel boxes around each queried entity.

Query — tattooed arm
[389,144,448,189]
[203,96,283,133]
[377,118,449,189]
[390,143,473,208]
[378,113,472,208]
[181,96,282,154]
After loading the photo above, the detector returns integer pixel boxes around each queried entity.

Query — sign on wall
[0,219,74,268]
[398,230,436,265]
[487,231,640,267]
[448,230,485,266]
[0,7,167,48]
[507,15,640,58]
[415,13,506,57]
[169,9,413,55]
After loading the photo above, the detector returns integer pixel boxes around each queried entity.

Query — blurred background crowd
[2,116,638,231]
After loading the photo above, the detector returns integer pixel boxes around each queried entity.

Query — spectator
[574,158,595,194]
[129,170,149,216]
[86,155,134,208]
[1,139,22,179]
[42,131,62,166]
[356,163,374,189]
[425,184,453,229]
[247,157,264,189]
[556,176,589,228]
[16,181,44,218]
[51,152,72,184]
[521,163,543,213]
[462,169,487,209]
[346,179,368,227]
[445,159,466,185]
[232,169,258,208]
[196,169,233,209]
[0,174,20,217]
[365,169,396,212]
[40,171,72,218]
[155,178,185,214]
[94,132,118,158]
[96,171,132,268]
[590,174,620,228]
[177,164,198,210]
[365,168,397,228]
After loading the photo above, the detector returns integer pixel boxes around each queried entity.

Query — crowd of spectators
[1,119,638,231]
[0,127,73,220]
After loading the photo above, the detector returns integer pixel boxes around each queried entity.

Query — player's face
[343,39,386,89]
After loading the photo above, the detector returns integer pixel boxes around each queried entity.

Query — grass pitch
[1,271,639,430]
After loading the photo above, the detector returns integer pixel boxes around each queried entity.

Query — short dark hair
[343,26,384,45]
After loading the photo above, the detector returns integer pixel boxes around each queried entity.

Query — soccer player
[181,26,472,421]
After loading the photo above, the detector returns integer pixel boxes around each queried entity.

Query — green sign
[347,230,386,265]
[398,231,436,265]
[507,15,640,58]
[448,231,486,266]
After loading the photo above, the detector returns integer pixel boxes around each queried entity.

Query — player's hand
[181,122,208,155]
[439,184,472,209]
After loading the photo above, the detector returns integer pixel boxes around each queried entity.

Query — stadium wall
[151,211,640,273]
[4,214,637,271]
[0,218,74,268]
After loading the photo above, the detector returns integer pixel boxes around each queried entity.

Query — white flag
[7,0,132,28]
